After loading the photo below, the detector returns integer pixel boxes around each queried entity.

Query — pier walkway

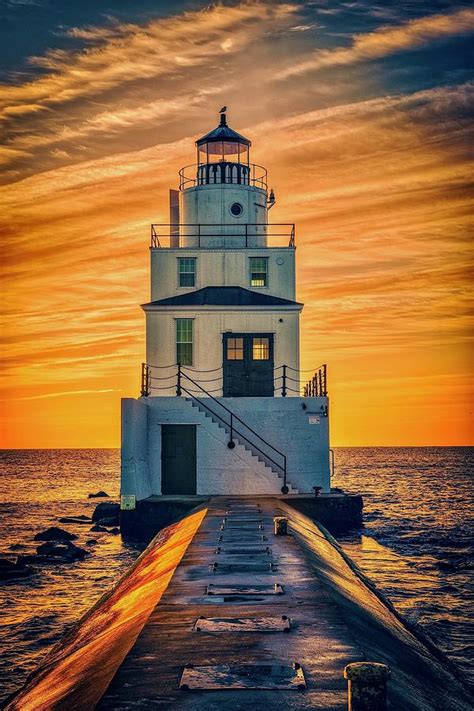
[98,497,362,710]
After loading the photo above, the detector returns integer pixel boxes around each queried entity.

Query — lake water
[0,447,472,702]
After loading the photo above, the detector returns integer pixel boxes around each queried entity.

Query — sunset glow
[1,1,472,447]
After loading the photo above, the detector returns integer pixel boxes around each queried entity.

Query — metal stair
[185,397,299,494]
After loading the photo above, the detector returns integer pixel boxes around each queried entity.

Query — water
[0,450,139,703]
[332,447,474,687]
[0,447,472,702]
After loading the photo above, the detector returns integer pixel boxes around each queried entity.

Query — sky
[1,0,473,448]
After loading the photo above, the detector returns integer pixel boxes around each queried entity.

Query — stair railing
[177,365,289,494]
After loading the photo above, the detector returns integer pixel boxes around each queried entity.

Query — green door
[161,425,197,495]
[223,333,274,397]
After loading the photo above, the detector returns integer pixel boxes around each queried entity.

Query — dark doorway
[161,425,197,495]
[223,333,274,397]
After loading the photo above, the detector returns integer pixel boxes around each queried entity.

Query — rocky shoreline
[1,494,120,583]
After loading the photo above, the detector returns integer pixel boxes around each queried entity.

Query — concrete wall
[180,183,267,247]
[150,247,296,302]
[224,397,330,493]
[121,395,330,499]
[144,308,300,394]
[120,398,152,502]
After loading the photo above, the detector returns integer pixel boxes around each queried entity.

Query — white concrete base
[121,396,330,501]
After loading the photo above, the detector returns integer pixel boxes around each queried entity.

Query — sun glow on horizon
[1,2,472,448]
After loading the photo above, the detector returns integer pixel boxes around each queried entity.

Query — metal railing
[303,364,328,397]
[139,361,330,493]
[141,362,328,398]
[179,162,267,191]
[177,366,289,494]
[150,223,295,248]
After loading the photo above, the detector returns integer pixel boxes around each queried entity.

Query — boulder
[0,558,35,581]
[9,543,26,551]
[92,502,119,524]
[96,516,119,527]
[88,491,110,498]
[58,516,92,524]
[108,528,120,535]
[34,527,78,542]
[36,541,88,562]
[90,525,107,533]
[86,539,98,546]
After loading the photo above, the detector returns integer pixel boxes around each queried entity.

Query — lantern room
[195,109,251,187]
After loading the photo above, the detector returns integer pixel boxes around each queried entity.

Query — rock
[34,527,78,542]
[90,525,107,533]
[96,516,119,527]
[36,541,88,562]
[92,502,119,524]
[108,528,120,535]
[58,516,92,524]
[9,543,26,551]
[0,558,35,581]
[86,539,98,546]
[88,491,110,498]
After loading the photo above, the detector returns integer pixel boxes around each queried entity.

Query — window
[178,258,196,287]
[227,337,244,360]
[176,319,193,365]
[252,337,270,360]
[249,257,268,287]
[230,202,243,217]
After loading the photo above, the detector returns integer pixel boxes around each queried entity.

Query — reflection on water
[0,450,139,703]
[333,447,473,686]
[0,447,472,702]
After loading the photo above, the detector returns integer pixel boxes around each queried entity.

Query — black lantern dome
[197,110,250,150]
[196,110,250,163]
[195,109,252,186]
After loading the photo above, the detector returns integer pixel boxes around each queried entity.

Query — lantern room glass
[198,141,249,165]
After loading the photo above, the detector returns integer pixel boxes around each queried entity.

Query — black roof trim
[196,114,251,147]
[143,286,302,308]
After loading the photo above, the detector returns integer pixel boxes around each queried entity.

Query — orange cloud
[0,3,296,119]
[1,3,472,448]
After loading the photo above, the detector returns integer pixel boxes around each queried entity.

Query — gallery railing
[179,162,267,191]
[303,364,327,397]
[150,223,295,248]
[141,362,328,399]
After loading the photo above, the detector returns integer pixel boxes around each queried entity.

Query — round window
[230,202,243,217]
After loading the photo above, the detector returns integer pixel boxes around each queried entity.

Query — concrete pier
[6,498,472,711]
[100,497,362,709]
[100,498,471,710]
[120,492,363,542]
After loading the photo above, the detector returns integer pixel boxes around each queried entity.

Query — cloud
[1,2,472,446]
[278,8,474,78]
[0,3,297,119]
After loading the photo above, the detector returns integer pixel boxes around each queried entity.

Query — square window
[252,337,269,360]
[249,257,268,287]
[227,337,244,360]
[178,258,196,287]
[176,319,193,365]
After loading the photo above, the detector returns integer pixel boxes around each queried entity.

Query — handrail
[303,364,327,397]
[150,222,295,248]
[179,367,288,493]
[179,161,267,191]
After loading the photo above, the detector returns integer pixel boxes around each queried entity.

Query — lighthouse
[120,110,330,512]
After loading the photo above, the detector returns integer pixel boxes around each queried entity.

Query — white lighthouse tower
[121,110,330,511]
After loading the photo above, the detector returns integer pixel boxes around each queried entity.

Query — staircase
[185,397,298,494]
